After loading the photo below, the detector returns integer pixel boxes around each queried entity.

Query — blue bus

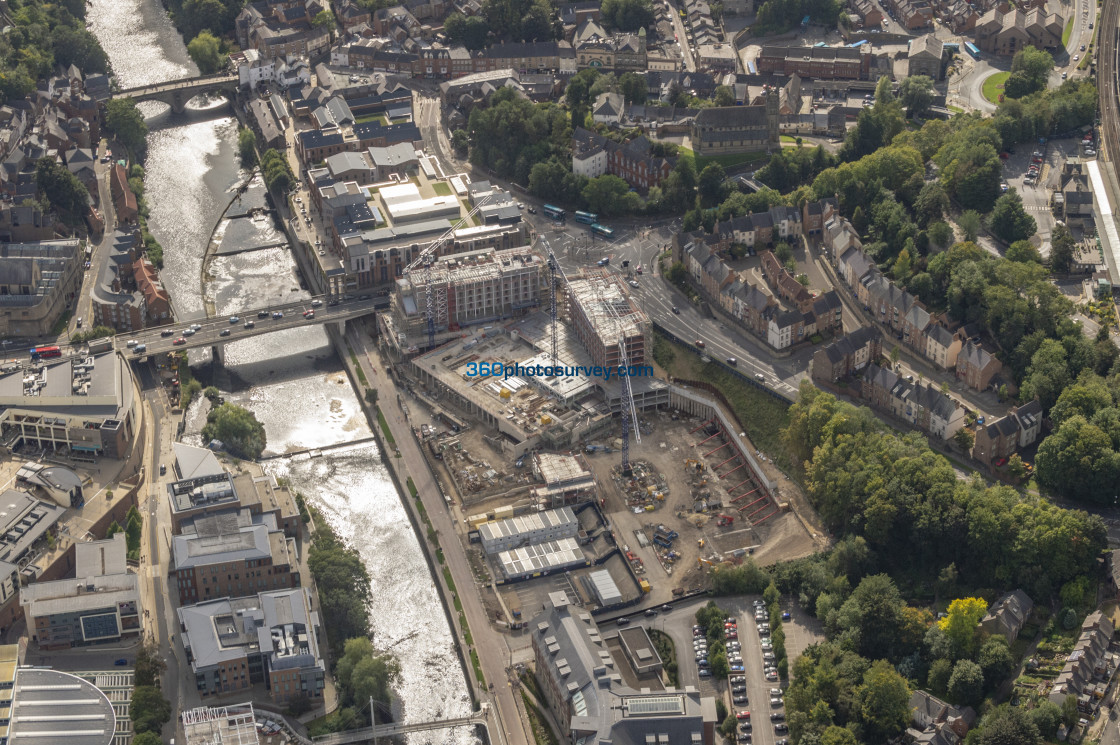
[964,42,980,59]
[542,204,566,221]
[574,210,598,225]
[590,223,614,239]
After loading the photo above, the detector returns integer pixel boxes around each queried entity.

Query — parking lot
[651,595,825,745]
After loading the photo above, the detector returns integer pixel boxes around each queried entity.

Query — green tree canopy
[130,685,172,734]
[988,189,1037,243]
[187,31,224,74]
[36,157,88,215]
[104,99,149,154]
[201,403,267,459]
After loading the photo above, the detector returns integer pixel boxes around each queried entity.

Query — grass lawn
[679,147,769,171]
[948,104,965,114]
[355,113,387,125]
[1062,16,1074,46]
[653,330,793,471]
[780,135,798,143]
[432,181,452,196]
[982,71,1010,104]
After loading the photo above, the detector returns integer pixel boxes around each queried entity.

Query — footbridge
[113,72,239,113]
[307,711,490,745]
[121,294,386,363]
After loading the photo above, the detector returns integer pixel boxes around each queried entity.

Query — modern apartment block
[171,512,299,605]
[178,587,325,705]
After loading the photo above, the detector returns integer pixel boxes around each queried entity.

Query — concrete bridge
[121,294,386,364]
[113,72,239,113]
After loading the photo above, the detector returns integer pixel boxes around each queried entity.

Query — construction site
[384,237,816,629]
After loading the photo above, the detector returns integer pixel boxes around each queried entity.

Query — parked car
[736,711,751,721]
[774,723,789,733]
[734,695,749,704]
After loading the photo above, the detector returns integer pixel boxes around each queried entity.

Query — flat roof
[8,668,116,745]
[498,537,586,578]
[0,489,64,565]
[478,506,578,544]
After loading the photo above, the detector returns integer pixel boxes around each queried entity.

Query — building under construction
[566,268,649,371]
[389,246,544,344]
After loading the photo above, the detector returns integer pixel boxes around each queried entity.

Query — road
[121,294,382,357]
[1099,0,1119,165]
[661,0,696,71]
[350,329,528,745]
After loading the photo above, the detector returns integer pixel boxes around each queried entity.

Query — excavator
[717,514,735,527]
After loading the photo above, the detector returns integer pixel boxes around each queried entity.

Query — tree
[312,9,335,28]
[1004,46,1054,98]
[988,189,1037,243]
[125,510,142,559]
[134,641,166,687]
[959,210,981,242]
[1061,694,1079,727]
[260,149,295,193]
[898,75,934,117]
[1029,701,1062,739]
[1006,239,1042,263]
[720,713,738,738]
[582,175,640,216]
[445,12,490,50]
[335,637,399,719]
[186,31,224,75]
[977,635,1014,689]
[698,163,727,208]
[130,685,172,734]
[201,403,267,459]
[972,705,1043,745]
[929,221,954,249]
[36,157,89,215]
[589,72,618,100]
[105,99,148,154]
[106,521,122,538]
[663,155,697,211]
[855,660,910,742]
[1050,222,1076,274]
[913,182,948,227]
[451,129,469,154]
[619,72,647,105]
[600,0,655,31]
[946,659,984,706]
[237,127,257,167]
[835,575,908,660]
[938,597,987,657]
[927,658,952,696]
[713,85,735,107]
[131,733,164,745]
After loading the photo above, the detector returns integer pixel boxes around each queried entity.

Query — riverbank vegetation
[238,127,257,167]
[200,402,267,458]
[0,0,108,103]
[261,149,295,193]
[104,99,149,156]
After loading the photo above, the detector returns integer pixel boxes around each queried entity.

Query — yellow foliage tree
[938,597,988,657]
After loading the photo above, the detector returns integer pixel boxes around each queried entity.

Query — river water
[87,2,477,738]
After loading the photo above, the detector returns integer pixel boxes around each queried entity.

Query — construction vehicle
[654,536,673,549]
[717,514,735,527]
[698,538,705,549]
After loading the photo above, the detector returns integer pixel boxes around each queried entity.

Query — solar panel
[80,612,120,641]
[626,695,684,716]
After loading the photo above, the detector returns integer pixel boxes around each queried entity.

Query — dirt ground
[584,410,820,605]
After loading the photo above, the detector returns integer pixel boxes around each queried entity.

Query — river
[86,2,478,739]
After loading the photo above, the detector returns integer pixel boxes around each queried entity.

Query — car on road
[219,329,231,337]
[229,316,240,324]
[782,611,791,621]
[695,340,705,348]
[114,658,128,666]
[616,617,629,626]
[161,329,175,337]
[173,337,186,345]
[1074,54,1079,61]
[672,306,680,314]
[311,299,322,307]
[517,202,524,209]
[726,357,737,365]
[1081,44,1087,51]
[754,373,765,382]
[303,310,315,319]
[660,604,672,612]
[644,608,657,617]
[272,311,284,319]
[258,310,270,318]
[126,340,138,348]
[527,207,537,214]
[244,321,255,329]
[1062,71,1068,79]
[183,328,195,337]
